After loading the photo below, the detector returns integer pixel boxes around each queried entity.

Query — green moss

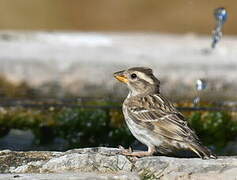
[0,100,236,154]
[0,108,58,144]
[140,169,157,180]
[56,108,134,148]
[188,111,237,151]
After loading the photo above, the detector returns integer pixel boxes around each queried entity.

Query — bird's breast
[122,103,163,147]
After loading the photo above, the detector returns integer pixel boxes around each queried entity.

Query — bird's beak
[113,71,128,83]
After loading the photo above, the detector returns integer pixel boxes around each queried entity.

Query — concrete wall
[0,31,237,101]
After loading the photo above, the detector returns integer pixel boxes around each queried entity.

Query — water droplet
[214,7,228,23]
[193,97,200,105]
[211,7,228,49]
[196,79,207,91]
[193,79,207,106]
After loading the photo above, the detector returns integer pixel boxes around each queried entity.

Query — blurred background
[0,0,236,34]
[0,0,237,156]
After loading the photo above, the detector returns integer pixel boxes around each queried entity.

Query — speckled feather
[124,94,200,148]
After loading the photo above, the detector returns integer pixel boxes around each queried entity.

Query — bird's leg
[121,146,156,157]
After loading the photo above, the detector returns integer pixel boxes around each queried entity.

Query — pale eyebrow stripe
[136,71,154,84]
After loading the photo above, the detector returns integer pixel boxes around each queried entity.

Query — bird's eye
[130,73,137,79]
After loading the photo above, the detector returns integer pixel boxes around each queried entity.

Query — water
[211,7,228,49]
[196,79,207,91]
[193,79,207,105]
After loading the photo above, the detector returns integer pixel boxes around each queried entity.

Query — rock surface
[0,147,237,180]
[0,173,140,180]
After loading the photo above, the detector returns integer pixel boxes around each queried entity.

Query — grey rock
[0,147,237,179]
[0,173,140,180]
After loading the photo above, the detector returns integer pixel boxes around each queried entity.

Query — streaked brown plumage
[114,67,216,159]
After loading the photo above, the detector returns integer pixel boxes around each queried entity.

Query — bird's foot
[119,145,155,157]
[122,151,154,157]
[118,145,132,153]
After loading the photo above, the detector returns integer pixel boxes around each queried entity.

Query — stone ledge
[0,173,139,180]
[0,147,237,180]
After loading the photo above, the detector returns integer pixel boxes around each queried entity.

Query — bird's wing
[125,94,199,142]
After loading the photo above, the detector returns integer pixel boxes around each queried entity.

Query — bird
[113,67,217,159]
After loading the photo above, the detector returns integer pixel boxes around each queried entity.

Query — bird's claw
[118,145,133,154]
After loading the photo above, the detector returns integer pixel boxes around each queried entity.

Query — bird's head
[114,67,160,96]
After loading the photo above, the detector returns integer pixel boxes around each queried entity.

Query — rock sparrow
[114,67,216,159]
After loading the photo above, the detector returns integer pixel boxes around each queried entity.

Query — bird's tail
[188,143,217,159]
